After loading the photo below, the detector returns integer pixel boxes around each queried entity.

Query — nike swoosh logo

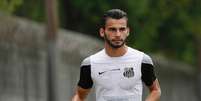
[99,71,106,75]
[98,68,120,75]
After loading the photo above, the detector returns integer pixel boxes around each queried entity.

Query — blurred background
[0,0,201,101]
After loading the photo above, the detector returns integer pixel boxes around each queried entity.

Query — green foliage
[14,0,45,22]
[0,0,22,14]
[7,0,201,65]
[127,0,200,65]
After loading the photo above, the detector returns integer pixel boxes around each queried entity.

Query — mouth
[111,40,124,46]
[112,39,123,42]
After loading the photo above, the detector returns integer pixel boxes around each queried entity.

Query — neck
[105,43,128,57]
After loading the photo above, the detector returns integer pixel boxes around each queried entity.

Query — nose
[114,30,121,37]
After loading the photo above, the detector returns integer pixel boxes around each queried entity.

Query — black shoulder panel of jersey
[78,65,93,89]
[141,63,156,86]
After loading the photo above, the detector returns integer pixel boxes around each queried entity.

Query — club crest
[123,67,134,78]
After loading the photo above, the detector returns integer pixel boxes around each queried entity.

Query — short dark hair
[101,9,128,28]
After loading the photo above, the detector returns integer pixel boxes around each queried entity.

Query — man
[72,9,161,101]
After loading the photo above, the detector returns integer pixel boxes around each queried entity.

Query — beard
[104,34,126,49]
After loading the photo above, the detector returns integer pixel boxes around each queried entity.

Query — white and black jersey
[78,47,156,101]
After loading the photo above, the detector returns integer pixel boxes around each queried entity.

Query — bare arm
[145,79,161,101]
[72,86,91,101]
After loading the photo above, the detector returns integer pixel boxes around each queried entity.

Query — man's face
[100,18,129,48]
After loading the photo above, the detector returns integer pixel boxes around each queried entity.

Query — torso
[90,47,144,101]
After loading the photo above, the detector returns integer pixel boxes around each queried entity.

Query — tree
[11,0,201,67]
[132,0,198,65]
[14,0,45,22]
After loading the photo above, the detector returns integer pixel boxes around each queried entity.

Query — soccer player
[72,9,161,101]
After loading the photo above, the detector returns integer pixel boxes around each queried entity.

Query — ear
[99,28,105,37]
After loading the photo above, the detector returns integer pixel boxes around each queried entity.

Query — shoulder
[128,47,143,54]
[127,47,144,57]
[128,47,153,65]
[81,49,105,66]
[142,53,153,65]
[127,47,145,59]
[81,57,91,66]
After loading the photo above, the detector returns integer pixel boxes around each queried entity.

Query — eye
[119,27,126,32]
[108,28,117,32]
